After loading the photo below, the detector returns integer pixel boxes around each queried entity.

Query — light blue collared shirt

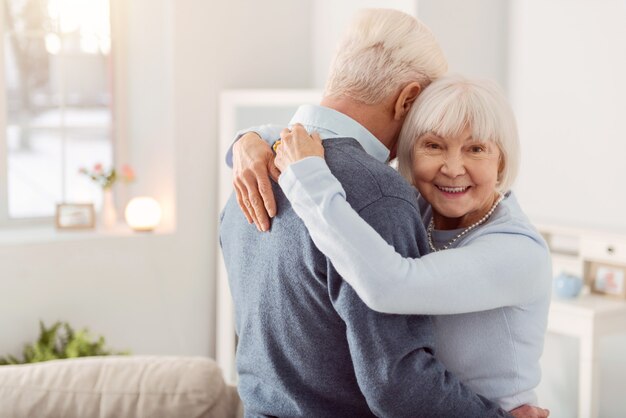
[225,104,390,167]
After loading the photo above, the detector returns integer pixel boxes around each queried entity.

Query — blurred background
[1,0,625,416]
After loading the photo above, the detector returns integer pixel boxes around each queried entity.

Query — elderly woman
[230,75,552,412]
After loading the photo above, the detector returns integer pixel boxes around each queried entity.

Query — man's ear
[394,82,422,121]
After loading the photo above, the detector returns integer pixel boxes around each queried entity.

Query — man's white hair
[397,74,521,193]
[324,8,447,105]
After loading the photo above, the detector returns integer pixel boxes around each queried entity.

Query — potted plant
[0,320,129,365]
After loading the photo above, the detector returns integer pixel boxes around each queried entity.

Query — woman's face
[411,125,501,230]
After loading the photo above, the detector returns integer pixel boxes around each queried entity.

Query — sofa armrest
[0,355,241,418]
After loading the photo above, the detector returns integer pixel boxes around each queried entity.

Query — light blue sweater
[278,156,552,410]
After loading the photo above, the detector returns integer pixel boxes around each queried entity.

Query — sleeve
[279,157,552,315]
[224,124,284,167]
[325,194,510,417]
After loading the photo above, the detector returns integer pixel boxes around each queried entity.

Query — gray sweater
[220,138,509,417]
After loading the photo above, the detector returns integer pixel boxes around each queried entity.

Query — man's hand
[232,132,281,232]
[510,404,550,418]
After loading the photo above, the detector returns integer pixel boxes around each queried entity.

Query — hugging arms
[227,75,552,414]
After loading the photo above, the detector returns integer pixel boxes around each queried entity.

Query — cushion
[0,355,241,418]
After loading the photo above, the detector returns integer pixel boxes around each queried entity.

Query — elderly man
[220,8,546,418]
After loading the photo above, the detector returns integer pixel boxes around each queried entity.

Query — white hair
[397,74,520,193]
[324,8,448,105]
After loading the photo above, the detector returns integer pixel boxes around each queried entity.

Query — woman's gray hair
[324,9,448,105]
[397,74,520,193]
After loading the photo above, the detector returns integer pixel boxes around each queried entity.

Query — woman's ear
[497,155,506,183]
[394,82,422,121]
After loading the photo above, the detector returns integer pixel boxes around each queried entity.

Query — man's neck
[320,96,401,152]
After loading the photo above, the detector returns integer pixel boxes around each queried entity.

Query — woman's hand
[510,405,550,418]
[274,124,324,172]
[232,132,281,232]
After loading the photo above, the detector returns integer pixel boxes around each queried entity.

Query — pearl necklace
[427,193,504,252]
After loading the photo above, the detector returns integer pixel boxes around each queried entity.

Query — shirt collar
[288,104,390,163]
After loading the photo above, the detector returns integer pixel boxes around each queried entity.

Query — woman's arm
[279,157,552,315]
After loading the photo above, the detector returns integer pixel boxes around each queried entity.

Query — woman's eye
[469,145,485,153]
[425,143,440,150]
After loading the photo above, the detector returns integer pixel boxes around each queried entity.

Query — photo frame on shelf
[55,203,96,230]
[586,261,626,299]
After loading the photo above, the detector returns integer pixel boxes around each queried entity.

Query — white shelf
[0,223,174,246]
[540,224,626,418]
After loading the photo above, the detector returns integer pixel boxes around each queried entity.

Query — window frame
[0,0,127,228]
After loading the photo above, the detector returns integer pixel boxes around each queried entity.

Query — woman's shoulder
[473,192,549,250]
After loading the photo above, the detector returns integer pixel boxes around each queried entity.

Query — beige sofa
[0,356,242,418]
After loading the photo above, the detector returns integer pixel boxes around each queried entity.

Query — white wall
[508,1,626,416]
[418,0,509,88]
[510,0,626,232]
[0,0,313,359]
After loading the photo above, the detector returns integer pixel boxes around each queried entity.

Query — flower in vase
[120,164,135,182]
[79,163,135,190]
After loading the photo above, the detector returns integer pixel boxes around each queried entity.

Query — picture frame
[586,261,626,299]
[55,203,96,230]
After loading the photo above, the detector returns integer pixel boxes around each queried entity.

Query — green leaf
[0,320,130,365]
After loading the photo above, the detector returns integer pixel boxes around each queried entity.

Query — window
[1,0,113,221]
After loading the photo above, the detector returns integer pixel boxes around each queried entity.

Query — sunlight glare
[44,33,61,55]
[46,0,110,54]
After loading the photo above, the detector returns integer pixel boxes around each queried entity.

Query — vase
[553,272,583,299]
[101,188,118,229]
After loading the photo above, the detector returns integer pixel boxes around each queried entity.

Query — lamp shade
[125,197,162,231]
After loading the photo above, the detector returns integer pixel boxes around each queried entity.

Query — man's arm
[328,195,510,418]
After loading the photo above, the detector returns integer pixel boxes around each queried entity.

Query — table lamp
[125,197,162,232]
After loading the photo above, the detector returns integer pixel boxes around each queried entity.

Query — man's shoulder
[323,138,418,213]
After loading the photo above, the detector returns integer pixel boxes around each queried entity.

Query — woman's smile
[412,126,502,230]
[435,184,471,196]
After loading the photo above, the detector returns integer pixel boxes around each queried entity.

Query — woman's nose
[440,155,466,177]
